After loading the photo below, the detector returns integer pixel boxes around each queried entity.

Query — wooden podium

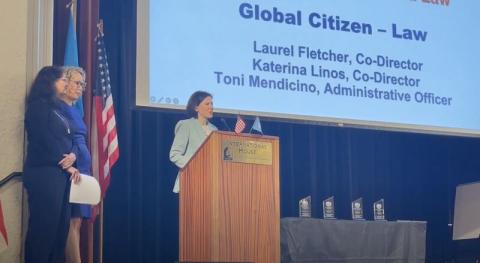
[179,131,280,263]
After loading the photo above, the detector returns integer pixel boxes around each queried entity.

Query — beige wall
[0,0,28,262]
[0,2,28,172]
[0,1,52,262]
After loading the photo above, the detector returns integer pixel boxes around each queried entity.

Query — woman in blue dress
[58,67,91,263]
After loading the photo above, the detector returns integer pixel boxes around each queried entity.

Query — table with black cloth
[281,217,426,263]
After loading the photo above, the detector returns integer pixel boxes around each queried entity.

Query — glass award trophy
[322,196,335,219]
[373,199,385,221]
[351,198,364,220]
[299,196,311,217]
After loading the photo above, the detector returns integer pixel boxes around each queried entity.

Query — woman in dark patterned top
[23,66,80,263]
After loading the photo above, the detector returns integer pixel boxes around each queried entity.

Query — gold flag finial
[66,0,77,9]
[97,20,104,38]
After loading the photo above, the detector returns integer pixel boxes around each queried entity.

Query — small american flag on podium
[234,115,246,134]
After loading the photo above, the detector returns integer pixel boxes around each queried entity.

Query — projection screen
[136,0,480,137]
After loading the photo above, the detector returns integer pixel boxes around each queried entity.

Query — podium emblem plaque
[222,140,272,165]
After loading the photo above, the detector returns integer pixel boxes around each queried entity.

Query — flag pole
[99,200,104,263]
[97,21,104,263]
[75,0,100,261]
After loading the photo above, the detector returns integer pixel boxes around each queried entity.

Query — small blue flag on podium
[250,116,263,135]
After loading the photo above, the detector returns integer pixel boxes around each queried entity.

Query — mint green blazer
[169,118,217,193]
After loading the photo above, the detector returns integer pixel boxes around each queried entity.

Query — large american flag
[91,28,119,219]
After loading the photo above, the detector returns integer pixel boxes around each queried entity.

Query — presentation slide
[136,0,480,136]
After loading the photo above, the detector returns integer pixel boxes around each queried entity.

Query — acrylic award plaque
[299,196,311,217]
[373,199,386,221]
[351,198,364,220]
[299,196,312,217]
[322,196,335,219]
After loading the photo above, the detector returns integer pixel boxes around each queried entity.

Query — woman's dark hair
[26,66,64,106]
[186,90,212,118]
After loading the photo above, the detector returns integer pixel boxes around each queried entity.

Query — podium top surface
[214,130,279,140]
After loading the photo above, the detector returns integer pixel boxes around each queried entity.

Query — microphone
[221,118,232,132]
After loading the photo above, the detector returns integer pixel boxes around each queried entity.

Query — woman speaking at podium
[169,91,217,193]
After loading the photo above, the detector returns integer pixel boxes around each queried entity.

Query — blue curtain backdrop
[100,0,480,262]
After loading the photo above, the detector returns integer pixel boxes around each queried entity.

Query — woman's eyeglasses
[71,80,87,90]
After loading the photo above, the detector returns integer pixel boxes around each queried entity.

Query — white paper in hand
[69,174,101,205]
